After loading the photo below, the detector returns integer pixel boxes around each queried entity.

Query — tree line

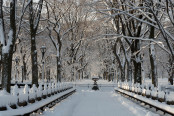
[0,0,92,93]
[96,0,174,86]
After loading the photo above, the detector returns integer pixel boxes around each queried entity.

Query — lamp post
[40,46,46,83]
[15,57,20,83]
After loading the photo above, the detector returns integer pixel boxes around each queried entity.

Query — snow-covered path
[43,85,159,116]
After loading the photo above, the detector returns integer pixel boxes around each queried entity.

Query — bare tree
[0,0,16,92]
[28,0,43,85]
[45,0,76,82]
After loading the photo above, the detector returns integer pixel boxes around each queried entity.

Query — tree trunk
[113,41,126,82]
[79,70,80,80]
[117,68,120,82]
[169,57,174,85]
[21,66,24,83]
[1,0,16,93]
[133,60,142,84]
[1,52,13,92]
[47,69,50,82]
[121,67,125,82]
[31,37,38,86]
[0,45,2,82]
[149,25,158,87]
[103,71,106,80]
[126,60,132,82]
[29,0,43,86]
[105,71,108,80]
[22,53,27,81]
[132,39,142,84]
[141,64,145,84]
[82,70,83,79]
[0,61,1,82]
[23,62,27,80]
[57,56,61,82]
[149,46,158,87]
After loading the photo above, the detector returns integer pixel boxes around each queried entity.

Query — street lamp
[40,46,46,83]
[40,46,46,59]
[15,57,20,83]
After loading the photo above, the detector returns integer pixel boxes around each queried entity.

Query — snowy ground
[42,80,159,116]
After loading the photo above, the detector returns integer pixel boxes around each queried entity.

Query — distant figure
[92,76,99,90]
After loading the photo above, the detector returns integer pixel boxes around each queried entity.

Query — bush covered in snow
[134,84,138,94]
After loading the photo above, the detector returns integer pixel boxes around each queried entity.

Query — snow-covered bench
[115,87,174,115]
[0,88,76,115]
[0,82,74,112]
[118,82,174,105]
[116,82,174,115]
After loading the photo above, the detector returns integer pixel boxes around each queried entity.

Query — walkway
[43,80,159,116]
